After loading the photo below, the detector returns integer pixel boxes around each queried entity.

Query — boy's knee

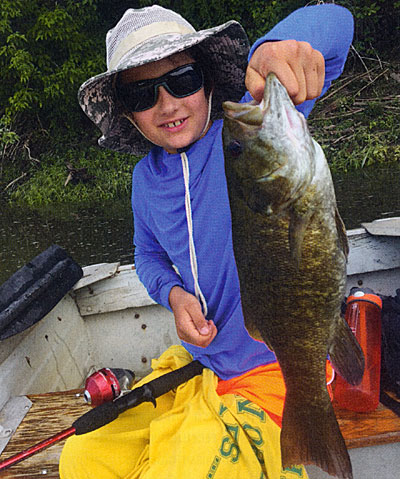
[59,436,84,479]
[59,434,93,479]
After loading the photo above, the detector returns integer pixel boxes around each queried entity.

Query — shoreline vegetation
[309,55,400,172]
[1,1,399,209]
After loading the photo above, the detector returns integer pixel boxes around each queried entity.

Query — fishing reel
[83,367,135,406]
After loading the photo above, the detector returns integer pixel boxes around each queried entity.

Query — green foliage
[340,0,400,55]
[309,61,400,172]
[0,116,20,180]
[327,119,400,171]
[0,0,105,166]
[0,117,19,152]
[9,147,137,207]
[137,1,400,50]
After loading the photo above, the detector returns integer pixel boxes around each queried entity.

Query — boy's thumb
[199,324,211,335]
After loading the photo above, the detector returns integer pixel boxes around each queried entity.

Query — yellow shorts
[60,345,312,479]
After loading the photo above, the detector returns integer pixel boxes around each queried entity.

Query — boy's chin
[165,139,198,154]
[165,125,211,153]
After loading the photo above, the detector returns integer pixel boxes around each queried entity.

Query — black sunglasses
[116,63,204,113]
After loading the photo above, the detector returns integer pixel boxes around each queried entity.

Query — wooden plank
[0,391,90,479]
[334,398,400,449]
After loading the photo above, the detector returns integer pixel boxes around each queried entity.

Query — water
[332,164,400,229]
[1,164,400,284]
[0,200,135,284]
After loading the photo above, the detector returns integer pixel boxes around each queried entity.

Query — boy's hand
[169,286,217,347]
[246,40,325,105]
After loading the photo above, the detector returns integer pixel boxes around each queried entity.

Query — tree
[0,0,105,171]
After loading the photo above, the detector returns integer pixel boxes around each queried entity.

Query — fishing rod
[0,360,205,471]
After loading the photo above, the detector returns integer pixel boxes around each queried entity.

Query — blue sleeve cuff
[159,281,184,312]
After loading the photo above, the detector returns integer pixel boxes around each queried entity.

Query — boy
[61,4,353,478]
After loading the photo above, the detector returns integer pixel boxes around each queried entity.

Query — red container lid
[347,290,382,309]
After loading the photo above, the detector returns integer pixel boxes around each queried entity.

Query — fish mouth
[255,172,277,183]
[223,73,293,127]
[223,73,294,183]
[255,160,289,183]
[222,100,264,126]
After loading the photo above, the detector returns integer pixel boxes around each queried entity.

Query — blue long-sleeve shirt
[132,4,354,379]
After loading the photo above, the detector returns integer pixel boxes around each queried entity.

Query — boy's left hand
[246,40,325,105]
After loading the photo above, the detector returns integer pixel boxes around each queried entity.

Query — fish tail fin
[329,315,365,385]
[281,389,353,479]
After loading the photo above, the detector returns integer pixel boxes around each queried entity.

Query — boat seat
[1,390,400,478]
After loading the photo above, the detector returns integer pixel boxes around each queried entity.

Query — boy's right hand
[246,40,325,105]
[168,286,217,347]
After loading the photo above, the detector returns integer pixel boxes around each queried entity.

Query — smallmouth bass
[222,73,364,479]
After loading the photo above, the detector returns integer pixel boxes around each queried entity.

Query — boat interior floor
[1,390,400,478]
[0,390,90,479]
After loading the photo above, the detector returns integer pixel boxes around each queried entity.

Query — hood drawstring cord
[180,151,208,317]
[178,91,212,317]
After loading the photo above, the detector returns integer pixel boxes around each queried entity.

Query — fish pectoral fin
[245,323,274,350]
[261,335,274,352]
[335,207,349,258]
[288,211,312,268]
[329,315,365,385]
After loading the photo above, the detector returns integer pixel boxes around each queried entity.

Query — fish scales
[222,73,364,479]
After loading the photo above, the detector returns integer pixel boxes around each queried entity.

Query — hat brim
[78,21,249,156]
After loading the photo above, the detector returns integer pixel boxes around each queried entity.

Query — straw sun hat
[78,5,250,156]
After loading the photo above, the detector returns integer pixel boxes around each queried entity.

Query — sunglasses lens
[118,64,204,112]
[119,83,155,112]
[166,64,203,97]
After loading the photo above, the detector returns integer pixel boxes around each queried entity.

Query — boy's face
[120,52,210,154]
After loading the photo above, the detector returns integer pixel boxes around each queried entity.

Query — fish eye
[228,140,243,157]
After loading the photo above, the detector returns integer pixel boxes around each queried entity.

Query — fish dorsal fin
[335,207,349,259]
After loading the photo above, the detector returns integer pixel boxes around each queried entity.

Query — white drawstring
[180,150,208,317]
[177,92,212,317]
